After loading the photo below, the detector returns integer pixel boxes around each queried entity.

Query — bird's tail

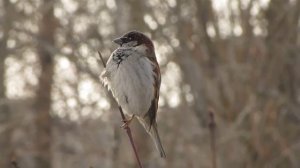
[150,123,166,158]
[138,117,166,158]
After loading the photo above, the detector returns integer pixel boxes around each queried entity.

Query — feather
[144,55,161,128]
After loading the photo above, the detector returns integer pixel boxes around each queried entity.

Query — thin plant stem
[208,110,217,168]
[11,160,20,168]
[118,107,143,168]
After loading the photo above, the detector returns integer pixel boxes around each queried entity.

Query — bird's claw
[121,115,135,129]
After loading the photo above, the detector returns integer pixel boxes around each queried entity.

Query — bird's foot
[121,115,135,129]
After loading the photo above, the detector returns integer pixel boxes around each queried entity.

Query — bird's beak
[113,37,127,46]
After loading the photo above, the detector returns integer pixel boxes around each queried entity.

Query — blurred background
[0,0,300,167]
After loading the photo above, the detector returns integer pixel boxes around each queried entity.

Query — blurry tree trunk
[195,0,219,73]
[264,0,300,96]
[175,35,208,127]
[238,0,254,59]
[33,1,57,168]
[114,1,129,34]
[0,0,12,167]
[174,0,208,126]
[128,0,147,31]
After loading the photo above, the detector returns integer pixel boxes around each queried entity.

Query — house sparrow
[100,31,166,158]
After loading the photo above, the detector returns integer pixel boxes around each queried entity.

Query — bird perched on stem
[100,30,166,158]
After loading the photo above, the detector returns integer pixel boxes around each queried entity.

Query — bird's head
[113,31,154,53]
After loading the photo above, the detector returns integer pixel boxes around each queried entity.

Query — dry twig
[98,51,143,168]
[208,110,217,168]
[11,160,20,168]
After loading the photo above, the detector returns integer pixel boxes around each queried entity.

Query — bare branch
[118,107,143,168]
[208,109,217,168]
[98,51,106,68]
[11,160,20,168]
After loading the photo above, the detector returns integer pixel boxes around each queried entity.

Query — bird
[100,30,166,158]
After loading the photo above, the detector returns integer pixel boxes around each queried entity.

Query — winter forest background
[0,0,300,168]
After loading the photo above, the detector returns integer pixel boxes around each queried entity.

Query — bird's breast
[108,54,155,116]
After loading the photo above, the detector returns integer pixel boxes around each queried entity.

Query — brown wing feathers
[145,56,160,129]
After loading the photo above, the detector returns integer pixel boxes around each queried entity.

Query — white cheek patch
[134,44,147,54]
